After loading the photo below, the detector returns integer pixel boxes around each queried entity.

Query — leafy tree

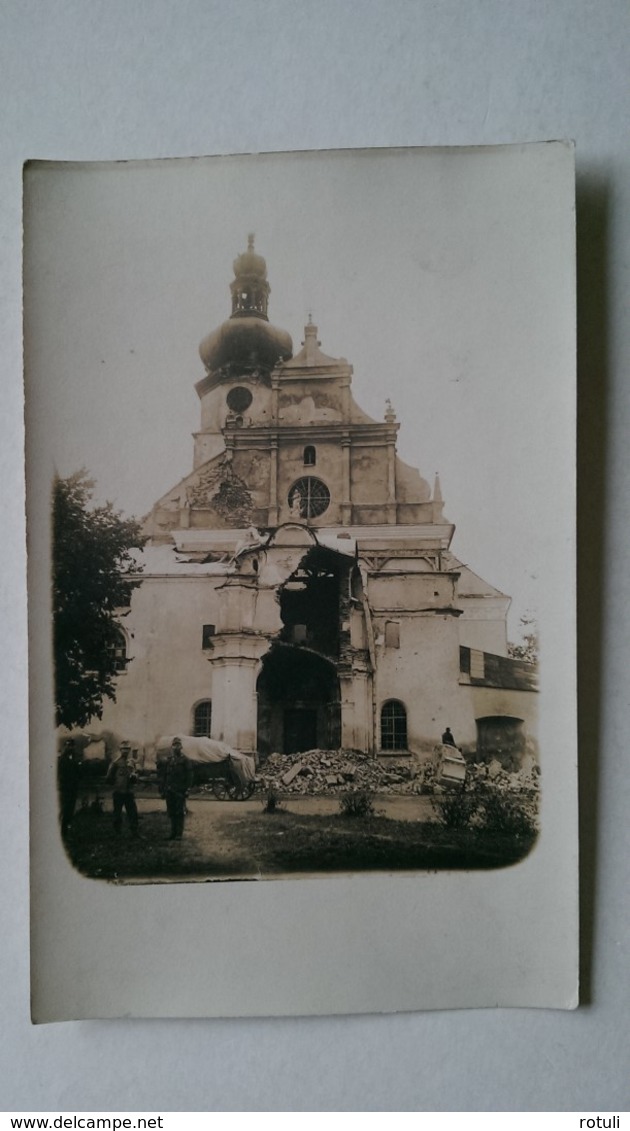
[508,614,539,665]
[53,471,145,729]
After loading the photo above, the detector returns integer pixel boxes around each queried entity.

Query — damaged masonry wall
[210,526,360,756]
[99,519,536,760]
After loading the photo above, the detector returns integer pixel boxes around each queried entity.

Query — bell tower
[229,233,270,319]
[198,235,293,379]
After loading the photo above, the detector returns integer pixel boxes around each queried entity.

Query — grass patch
[64,802,536,882]
[222,811,535,872]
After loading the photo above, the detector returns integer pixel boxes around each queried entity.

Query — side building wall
[95,558,537,762]
[98,575,223,748]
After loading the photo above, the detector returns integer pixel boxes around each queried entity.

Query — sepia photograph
[25,144,577,1017]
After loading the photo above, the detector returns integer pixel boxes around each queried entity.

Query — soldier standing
[164,737,193,840]
[106,740,142,837]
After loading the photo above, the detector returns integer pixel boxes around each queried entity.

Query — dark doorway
[476,715,525,768]
[284,709,318,754]
[256,644,341,758]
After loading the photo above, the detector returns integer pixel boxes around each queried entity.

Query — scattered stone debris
[259,748,540,797]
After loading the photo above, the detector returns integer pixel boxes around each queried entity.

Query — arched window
[303,445,316,466]
[108,628,128,673]
[193,700,212,737]
[380,700,407,751]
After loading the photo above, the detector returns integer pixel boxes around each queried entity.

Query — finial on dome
[384,398,397,423]
[433,472,443,502]
[302,315,321,363]
[247,232,255,251]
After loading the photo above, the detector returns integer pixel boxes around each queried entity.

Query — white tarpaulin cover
[155,735,256,786]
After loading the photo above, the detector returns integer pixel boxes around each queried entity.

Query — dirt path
[67,792,441,881]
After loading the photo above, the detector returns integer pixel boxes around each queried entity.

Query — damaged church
[98,236,537,763]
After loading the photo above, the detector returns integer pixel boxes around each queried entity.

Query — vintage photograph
[26,147,572,887]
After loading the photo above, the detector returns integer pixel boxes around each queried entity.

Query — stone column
[208,648,263,753]
[339,668,373,753]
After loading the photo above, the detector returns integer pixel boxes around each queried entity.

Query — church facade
[98,237,537,762]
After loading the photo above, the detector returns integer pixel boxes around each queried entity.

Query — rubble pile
[259,749,422,796]
[466,758,541,794]
[258,749,541,797]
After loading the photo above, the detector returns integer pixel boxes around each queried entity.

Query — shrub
[339,789,375,818]
[432,789,478,829]
[261,785,283,814]
[474,786,539,838]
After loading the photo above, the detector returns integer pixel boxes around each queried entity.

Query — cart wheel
[213,780,234,801]
[232,782,256,801]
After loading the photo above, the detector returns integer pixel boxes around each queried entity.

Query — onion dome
[199,235,293,374]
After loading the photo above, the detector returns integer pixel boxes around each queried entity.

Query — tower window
[384,621,400,648]
[303,445,316,466]
[202,624,216,649]
[288,476,330,519]
[193,700,212,737]
[380,700,408,751]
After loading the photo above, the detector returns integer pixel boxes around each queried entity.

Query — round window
[226,386,253,412]
[288,477,331,519]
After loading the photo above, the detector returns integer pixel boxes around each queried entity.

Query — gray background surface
[2,0,628,1111]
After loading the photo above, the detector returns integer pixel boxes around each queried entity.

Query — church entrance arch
[256,644,341,758]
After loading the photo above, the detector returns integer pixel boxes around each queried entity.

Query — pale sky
[24,146,575,641]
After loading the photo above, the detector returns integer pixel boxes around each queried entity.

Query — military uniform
[164,750,193,839]
[106,751,139,835]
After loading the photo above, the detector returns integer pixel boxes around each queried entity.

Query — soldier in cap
[106,740,142,837]
[163,736,193,840]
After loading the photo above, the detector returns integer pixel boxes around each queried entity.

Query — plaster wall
[98,575,223,745]
[193,432,225,469]
[278,382,344,422]
[395,455,431,502]
[368,570,457,613]
[458,611,509,656]
[350,445,389,504]
[373,613,471,751]
[467,684,539,742]
[199,379,273,432]
[231,447,271,502]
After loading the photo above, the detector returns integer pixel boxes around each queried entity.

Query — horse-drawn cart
[199,754,257,801]
[155,735,258,801]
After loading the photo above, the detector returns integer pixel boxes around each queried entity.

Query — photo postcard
[25,143,578,1020]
